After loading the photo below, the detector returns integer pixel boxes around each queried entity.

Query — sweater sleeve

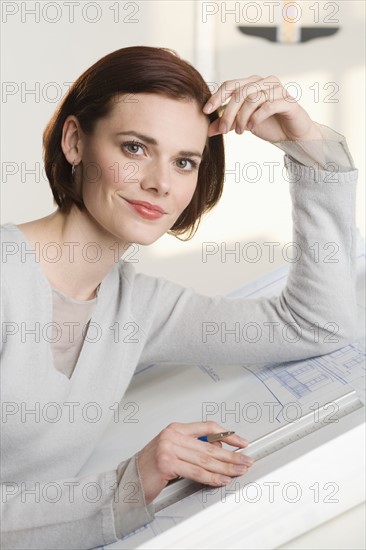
[0,459,154,550]
[273,123,356,171]
[112,454,154,539]
[138,150,359,368]
[1,470,117,549]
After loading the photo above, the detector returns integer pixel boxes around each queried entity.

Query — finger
[217,80,281,134]
[234,84,283,134]
[221,432,250,449]
[207,118,222,137]
[176,443,252,479]
[216,87,245,134]
[174,460,232,487]
[162,428,252,466]
[164,421,241,440]
[248,97,296,131]
[208,81,284,136]
[235,85,285,133]
[175,435,253,468]
[160,422,250,456]
[203,76,262,113]
[205,84,263,135]
[238,76,282,103]
[207,118,237,137]
[205,76,281,131]
[178,451,249,481]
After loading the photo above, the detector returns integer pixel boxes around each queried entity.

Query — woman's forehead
[101,93,209,147]
[108,92,206,118]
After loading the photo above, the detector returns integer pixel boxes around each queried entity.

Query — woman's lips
[125,199,166,220]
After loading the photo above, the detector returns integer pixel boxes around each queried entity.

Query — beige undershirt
[51,287,98,379]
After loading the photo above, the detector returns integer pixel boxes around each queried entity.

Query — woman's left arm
[135,76,359,368]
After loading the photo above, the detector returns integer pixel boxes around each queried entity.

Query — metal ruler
[154,390,364,512]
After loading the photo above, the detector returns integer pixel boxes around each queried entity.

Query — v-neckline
[7,223,115,384]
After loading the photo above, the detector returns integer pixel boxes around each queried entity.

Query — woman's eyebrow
[115,130,157,145]
[115,131,203,159]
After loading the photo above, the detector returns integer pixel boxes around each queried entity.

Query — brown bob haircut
[43,46,225,239]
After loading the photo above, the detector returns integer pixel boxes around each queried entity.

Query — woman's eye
[176,158,197,171]
[123,142,144,155]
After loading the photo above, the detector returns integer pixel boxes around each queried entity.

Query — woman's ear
[61,115,83,166]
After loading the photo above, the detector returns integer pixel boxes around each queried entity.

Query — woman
[1,46,358,549]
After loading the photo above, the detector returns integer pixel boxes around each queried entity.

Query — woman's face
[77,93,209,245]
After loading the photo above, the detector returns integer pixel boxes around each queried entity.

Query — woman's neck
[16,207,128,301]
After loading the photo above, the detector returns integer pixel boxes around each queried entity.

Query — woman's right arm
[1,424,251,549]
[1,467,131,549]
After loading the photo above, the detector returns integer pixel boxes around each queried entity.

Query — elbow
[338,316,359,347]
[312,307,359,357]
[281,290,359,359]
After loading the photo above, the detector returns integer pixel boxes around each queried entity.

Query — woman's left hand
[204,75,322,142]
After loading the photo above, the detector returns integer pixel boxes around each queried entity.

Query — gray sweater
[0,141,359,549]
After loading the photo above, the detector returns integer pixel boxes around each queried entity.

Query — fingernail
[204,102,213,113]
[234,465,248,475]
[219,121,227,134]
[220,476,231,485]
[241,456,253,467]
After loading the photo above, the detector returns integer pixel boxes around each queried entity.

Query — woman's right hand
[137,421,253,505]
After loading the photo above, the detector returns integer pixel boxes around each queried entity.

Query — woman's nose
[140,159,171,195]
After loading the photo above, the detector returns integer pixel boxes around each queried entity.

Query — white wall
[1,0,196,221]
[1,1,364,296]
